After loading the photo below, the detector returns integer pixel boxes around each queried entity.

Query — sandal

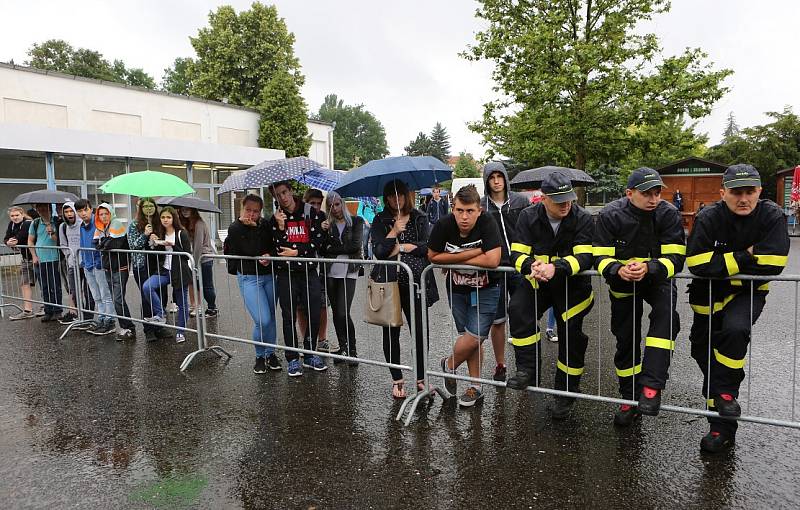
[417,380,435,393]
[392,380,406,399]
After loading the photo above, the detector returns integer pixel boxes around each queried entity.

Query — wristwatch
[399,244,405,253]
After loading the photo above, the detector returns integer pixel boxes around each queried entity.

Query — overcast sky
[3,0,799,160]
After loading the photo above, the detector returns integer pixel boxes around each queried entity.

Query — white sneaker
[189,307,197,317]
[176,333,186,343]
[167,302,178,313]
[144,316,167,324]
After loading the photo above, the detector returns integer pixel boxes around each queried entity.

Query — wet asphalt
[1,240,800,509]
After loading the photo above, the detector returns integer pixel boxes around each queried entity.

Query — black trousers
[508,277,593,393]
[690,291,766,435]
[609,279,680,399]
[276,269,321,361]
[383,281,428,382]
[327,277,357,355]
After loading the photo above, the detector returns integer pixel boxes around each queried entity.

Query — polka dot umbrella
[217,156,323,194]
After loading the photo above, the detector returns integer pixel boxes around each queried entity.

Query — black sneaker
[506,369,535,390]
[551,396,575,420]
[613,404,641,427]
[333,348,347,365]
[493,364,507,382]
[253,357,267,374]
[90,323,115,336]
[440,357,457,395]
[700,430,735,453]
[58,313,78,324]
[347,349,359,367]
[204,308,219,318]
[713,393,741,417]
[267,353,282,371]
[638,386,661,416]
[41,314,56,323]
[155,327,174,339]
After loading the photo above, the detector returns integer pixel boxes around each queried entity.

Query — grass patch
[129,473,208,509]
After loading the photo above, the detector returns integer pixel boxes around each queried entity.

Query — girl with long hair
[179,207,218,318]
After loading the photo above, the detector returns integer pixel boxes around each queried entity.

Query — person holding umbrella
[27,202,63,322]
[179,207,218,318]
[372,180,439,398]
[4,206,35,320]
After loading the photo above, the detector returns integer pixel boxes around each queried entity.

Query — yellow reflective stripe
[573,244,593,255]
[551,255,560,262]
[690,293,736,315]
[687,251,714,267]
[512,331,541,346]
[731,280,769,290]
[616,363,642,377]
[754,254,788,267]
[525,276,539,289]
[597,257,616,275]
[658,257,675,278]
[514,254,529,273]
[714,348,746,369]
[593,246,615,256]
[609,289,634,299]
[534,254,550,263]
[557,360,584,376]
[723,252,739,276]
[645,336,675,351]
[511,242,531,255]
[562,293,593,322]
[563,255,580,275]
[731,279,742,286]
[618,257,651,264]
[660,244,686,255]
[707,399,715,408]
[757,282,770,291]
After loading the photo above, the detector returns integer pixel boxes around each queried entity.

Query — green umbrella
[100,171,194,197]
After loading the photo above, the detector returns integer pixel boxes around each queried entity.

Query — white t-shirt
[163,231,176,270]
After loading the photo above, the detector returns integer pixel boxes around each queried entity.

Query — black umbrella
[156,196,222,214]
[12,189,79,206]
[510,166,596,189]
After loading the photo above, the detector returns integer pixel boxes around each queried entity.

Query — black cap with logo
[541,171,577,203]
[722,164,761,188]
[626,167,665,191]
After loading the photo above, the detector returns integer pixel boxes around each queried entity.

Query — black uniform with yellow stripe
[507,203,595,392]
[593,197,685,399]
[686,199,789,432]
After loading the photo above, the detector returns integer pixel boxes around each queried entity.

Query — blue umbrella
[333,156,452,197]
[217,156,323,194]
[295,167,345,191]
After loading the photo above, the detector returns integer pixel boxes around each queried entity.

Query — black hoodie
[480,163,531,265]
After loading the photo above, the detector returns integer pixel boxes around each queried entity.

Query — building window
[0,183,47,219]
[53,154,84,180]
[0,150,46,180]
[86,157,125,181]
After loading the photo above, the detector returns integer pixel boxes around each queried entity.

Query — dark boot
[700,429,735,453]
[551,397,575,420]
[638,386,662,416]
[613,404,641,427]
[507,369,537,390]
[713,393,741,417]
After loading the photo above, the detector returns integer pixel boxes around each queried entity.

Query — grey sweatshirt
[189,218,215,265]
[59,202,82,267]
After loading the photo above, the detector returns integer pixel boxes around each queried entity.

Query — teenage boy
[75,200,114,334]
[686,164,790,453]
[296,188,330,352]
[94,203,136,340]
[593,167,685,426]
[267,181,330,377]
[57,202,83,324]
[426,186,449,229]
[429,184,502,407]
[27,203,63,322]
[480,161,531,381]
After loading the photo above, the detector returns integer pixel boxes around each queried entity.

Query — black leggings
[382,282,428,381]
[327,277,357,354]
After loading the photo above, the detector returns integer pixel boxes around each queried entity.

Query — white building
[0,62,334,236]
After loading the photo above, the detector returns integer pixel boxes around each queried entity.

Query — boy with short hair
[75,199,114,335]
[27,203,63,322]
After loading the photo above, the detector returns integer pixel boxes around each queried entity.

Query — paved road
[1,240,800,508]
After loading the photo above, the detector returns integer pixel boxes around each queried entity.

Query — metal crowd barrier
[405,263,800,429]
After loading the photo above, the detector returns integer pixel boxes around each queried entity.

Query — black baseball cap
[723,164,761,188]
[541,171,577,203]
[626,167,665,191]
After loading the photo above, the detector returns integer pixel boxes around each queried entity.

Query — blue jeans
[237,273,278,358]
[37,261,63,315]
[449,285,501,340]
[84,267,113,323]
[143,272,189,330]
[547,307,556,330]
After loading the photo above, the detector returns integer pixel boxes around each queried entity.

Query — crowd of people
[2,162,791,453]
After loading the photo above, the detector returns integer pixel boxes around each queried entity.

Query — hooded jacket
[94,202,130,271]
[58,202,82,268]
[480,164,531,266]
[266,197,329,273]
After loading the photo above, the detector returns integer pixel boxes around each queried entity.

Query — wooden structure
[657,157,727,230]
[776,167,796,209]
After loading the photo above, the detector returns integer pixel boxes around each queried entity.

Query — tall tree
[188,2,303,106]
[25,39,155,88]
[405,132,434,157]
[453,152,481,178]
[256,70,312,158]
[429,122,451,162]
[722,112,741,141]
[161,57,195,95]
[463,1,732,171]
[315,94,389,169]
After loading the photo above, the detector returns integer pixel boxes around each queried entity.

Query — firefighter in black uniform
[593,167,685,426]
[686,164,789,453]
[506,171,595,419]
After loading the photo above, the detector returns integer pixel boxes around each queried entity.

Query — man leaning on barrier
[428,184,502,408]
[686,164,790,454]
[594,167,685,426]
[506,171,595,420]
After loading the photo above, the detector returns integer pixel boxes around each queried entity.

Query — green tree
[161,57,195,95]
[315,94,389,169]
[429,122,451,162]
[453,152,481,178]
[405,132,434,157]
[587,163,625,204]
[463,1,732,171]
[26,39,73,71]
[722,112,740,141]
[256,70,312,158]
[188,2,303,106]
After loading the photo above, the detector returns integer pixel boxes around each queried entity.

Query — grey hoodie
[59,202,82,267]
[480,162,531,265]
